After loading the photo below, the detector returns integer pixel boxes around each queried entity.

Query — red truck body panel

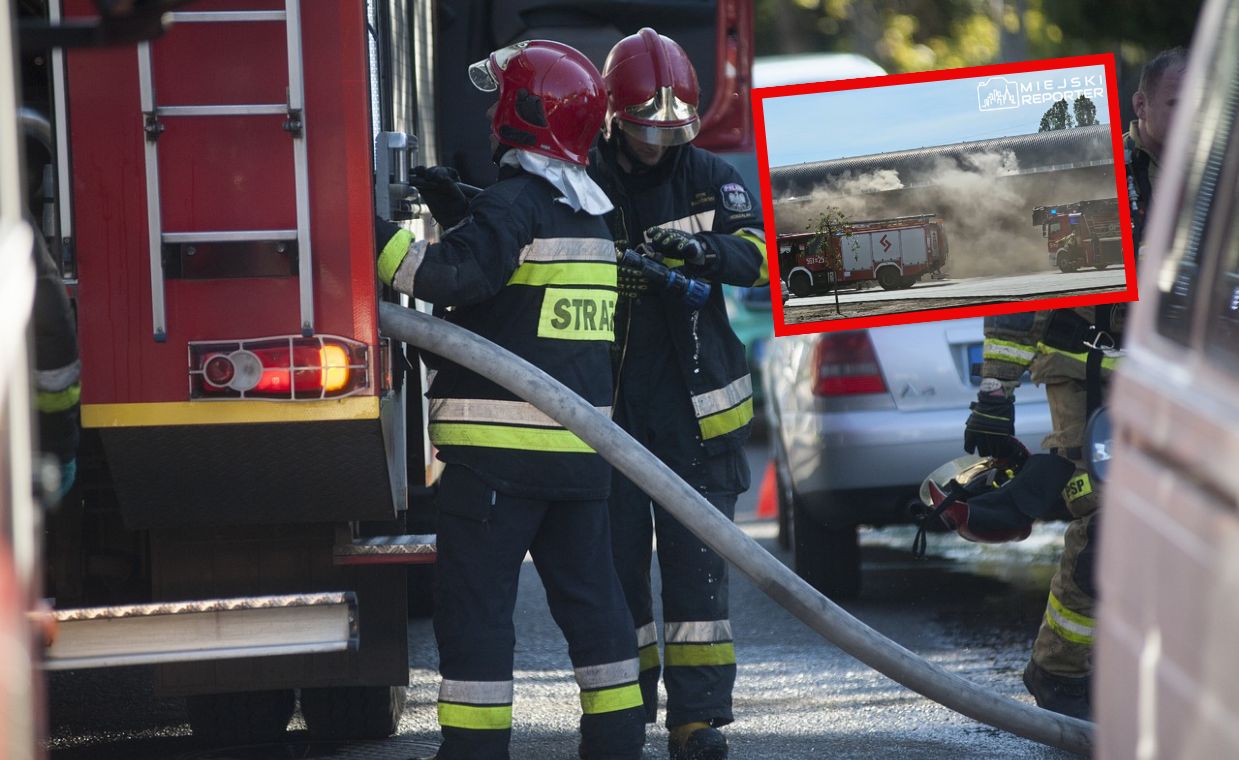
[65,1,379,411]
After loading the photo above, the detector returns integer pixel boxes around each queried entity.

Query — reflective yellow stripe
[81,397,380,427]
[507,261,616,288]
[662,257,686,269]
[638,644,660,672]
[377,228,414,286]
[37,383,80,413]
[1044,592,1094,645]
[437,702,513,730]
[698,398,753,440]
[579,683,643,715]
[1064,473,1093,502]
[536,287,616,341]
[736,228,768,287]
[664,642,736,667]
[1036,342,1120,371]
[983,338,1038,366]
[429,422,594,453]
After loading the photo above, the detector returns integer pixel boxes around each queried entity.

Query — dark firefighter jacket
[32,227,80,468]
[378,166,616,501]
[588,138,768,460]
[980,305,1124,387]
[1123,121,1156,252]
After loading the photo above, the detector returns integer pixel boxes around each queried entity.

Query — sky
[761,64,1111,167]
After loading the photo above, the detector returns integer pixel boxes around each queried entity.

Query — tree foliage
[807,207,855,273]
[1038,99,1074,132]
[755,0,1203,76]
[1073,95,1097,127]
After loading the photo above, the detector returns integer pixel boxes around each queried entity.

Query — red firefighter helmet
[601,27,701,146]
[914,441,1078,556]
[467,40,606,166]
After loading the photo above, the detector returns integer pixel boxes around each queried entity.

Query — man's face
[1134,64,1186,150]
[620,131,668,168]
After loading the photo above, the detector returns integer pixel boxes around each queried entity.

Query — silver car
[761,318,1053,598]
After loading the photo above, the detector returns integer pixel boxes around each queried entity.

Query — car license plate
[968,343,983,385]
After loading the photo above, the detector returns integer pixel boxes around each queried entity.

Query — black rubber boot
[668,722,728,760]
[1023,660,1091,721]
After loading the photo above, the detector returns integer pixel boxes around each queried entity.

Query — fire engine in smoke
[1032,197,1123,273]
[777,214,949,298]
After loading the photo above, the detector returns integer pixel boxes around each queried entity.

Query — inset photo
[751,54,1136,335]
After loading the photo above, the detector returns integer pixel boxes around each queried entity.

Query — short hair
[1138,47,1188,97]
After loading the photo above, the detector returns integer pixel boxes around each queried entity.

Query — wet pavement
[47,442,1079,759]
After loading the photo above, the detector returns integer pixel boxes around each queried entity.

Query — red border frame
[751,53,1137,336]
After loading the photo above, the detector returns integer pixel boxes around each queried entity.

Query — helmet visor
[615,118,700,147]
[468,59,499,92]
[468,42,530,93]
[919,454,986,507]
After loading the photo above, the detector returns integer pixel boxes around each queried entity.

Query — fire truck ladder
[138,2,313,342]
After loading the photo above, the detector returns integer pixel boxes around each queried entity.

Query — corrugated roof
[770,124,1115,196]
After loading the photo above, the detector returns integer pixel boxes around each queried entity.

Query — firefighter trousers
[432,464,646,760]
[1031,378,1101,678]
[608,467,738,729]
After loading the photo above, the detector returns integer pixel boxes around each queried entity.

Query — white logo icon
[977,77,1019,111]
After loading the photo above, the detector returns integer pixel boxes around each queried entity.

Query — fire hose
[378,302,1093,756]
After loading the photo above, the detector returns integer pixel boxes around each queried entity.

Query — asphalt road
[46,440,1078,760]
[785,267,1127,324]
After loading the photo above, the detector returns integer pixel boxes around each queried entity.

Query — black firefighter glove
[617,247,650,299]
[410,165,469,230]
[646,227,718,273]
[964,381,1018,458]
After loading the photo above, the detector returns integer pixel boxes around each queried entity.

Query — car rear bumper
[782,402,1054,525]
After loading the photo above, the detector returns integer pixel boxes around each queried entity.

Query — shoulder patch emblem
[720,183,752,213]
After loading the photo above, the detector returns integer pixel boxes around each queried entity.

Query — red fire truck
[15,0,754,745]
[1032,197,1123,273]
[777,214,949,297]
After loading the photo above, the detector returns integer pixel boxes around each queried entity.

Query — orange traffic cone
[755,460,777,520]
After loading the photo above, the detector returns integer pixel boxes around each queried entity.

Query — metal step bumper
[41,592,357,670]
[334,533,436,566]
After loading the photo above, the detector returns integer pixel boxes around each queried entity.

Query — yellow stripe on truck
[81,397,380,428]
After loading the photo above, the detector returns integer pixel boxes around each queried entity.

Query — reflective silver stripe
[575,658,640,690]
[391,239,429,295]
[691,375,752,419]
[35,359,81,392]
[665,620,733,644]
[518,236,615,264]
[430,398,611,428]
[636,622,658,648]
[650,210,716,237]
[983,340,1037,364]
[439,678,514,705]
[737,226,766,242]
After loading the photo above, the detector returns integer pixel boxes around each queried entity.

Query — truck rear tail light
[812,331,886,396]
[190,336,369,400]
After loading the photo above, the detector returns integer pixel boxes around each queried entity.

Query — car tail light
[189,335,369,400]
[812,331,886,396]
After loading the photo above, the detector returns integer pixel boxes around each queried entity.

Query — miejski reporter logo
[977,73,1105,112]
[977,77,1019,111]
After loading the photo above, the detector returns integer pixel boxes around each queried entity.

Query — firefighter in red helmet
[588,28,768,760]
[377,40,644,760]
